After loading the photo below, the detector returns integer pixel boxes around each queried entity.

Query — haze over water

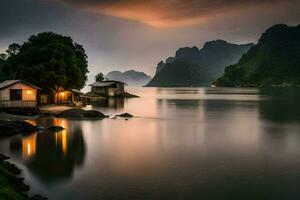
[1,87,300,200]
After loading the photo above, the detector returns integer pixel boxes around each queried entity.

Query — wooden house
[89,81,126,97]
[39,88,83,105]
[0,80,39,108]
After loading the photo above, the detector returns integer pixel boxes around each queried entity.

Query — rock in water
[0,120,39,137]
[56,109,84,118]
[56,109,108,119]
[116,113,133,118]
[84,110,108,118]
[0,153,10,161]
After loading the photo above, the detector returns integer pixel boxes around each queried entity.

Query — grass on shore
[0,164,27,200]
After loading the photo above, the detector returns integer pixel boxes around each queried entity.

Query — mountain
[215,24,300,87]
[146,40,253,87]
[105,70,152,86]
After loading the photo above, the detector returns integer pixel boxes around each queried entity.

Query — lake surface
[2,87,300,200]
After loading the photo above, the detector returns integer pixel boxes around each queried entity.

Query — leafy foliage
[0,58,7,81]
[4,32,89,93]
[215,24,300,87]
[5,43,20,57]
[95,73,104,82]
[0,54,7,60]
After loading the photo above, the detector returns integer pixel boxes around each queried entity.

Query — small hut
[89,81,126,97]
[0,80,40,108]
[39,88,83,105]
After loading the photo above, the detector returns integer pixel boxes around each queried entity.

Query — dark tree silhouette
[6,43,21,56]
[95,72,105,82]
[4,32,89,95]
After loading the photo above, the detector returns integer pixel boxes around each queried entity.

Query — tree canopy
[0,58,6,81]
[4,32,89,93]
[95,73,105,82]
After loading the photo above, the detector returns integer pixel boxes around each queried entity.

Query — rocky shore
[0,120,39,138]
[0,119,47,199]
[0,108,133,200]
[55,108,108,119]
[0,153,47,200]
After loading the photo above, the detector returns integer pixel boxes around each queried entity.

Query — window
[10,89,22,100]
[111,84,118,88]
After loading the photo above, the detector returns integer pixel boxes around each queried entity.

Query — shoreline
[0,153,47,200]
[0,116,47,199]
[0,106,130,200]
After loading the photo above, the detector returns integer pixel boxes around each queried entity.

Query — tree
[5,32,89,97]
[6,43,20,56]
[0,56,7,81]
[0,53,7,60]
[95,73,104,82]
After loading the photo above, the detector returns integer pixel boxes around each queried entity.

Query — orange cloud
[85,2,210,27]
[56,0,295,27]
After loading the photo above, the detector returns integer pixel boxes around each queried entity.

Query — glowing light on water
[22,134,37,158]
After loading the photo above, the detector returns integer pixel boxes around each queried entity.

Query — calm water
[1,87,300,200]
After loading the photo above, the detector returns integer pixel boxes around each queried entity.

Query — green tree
[5,32,89,97]
[0,53,7,60]
[6,43,21,56]
[0,56,7,81]
[95,73,105,82]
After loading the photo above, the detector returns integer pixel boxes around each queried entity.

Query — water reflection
[9,119,86,185]
[22,134,37,159]
[2,87,300,199]
[259,99,300,123]
[157,99,201,109]
[91,98,124,109]
[157,87,201,95]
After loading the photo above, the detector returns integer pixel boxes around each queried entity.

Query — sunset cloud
[56,0,294,27]
[1,0,299,78]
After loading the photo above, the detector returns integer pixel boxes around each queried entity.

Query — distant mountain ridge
[146,40,253,87]
[105,70,152,86]
[215,24,300,87]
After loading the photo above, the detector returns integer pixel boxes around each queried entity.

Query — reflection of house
[40,88,83,104]
[89,81,126,97]
[22,133,37,159]
[91,98,125,109]
[0,80,39,108]
[9,119,86,184]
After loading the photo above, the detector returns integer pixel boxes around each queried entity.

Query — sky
[0,0,299,83]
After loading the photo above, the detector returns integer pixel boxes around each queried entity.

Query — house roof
[70,89,84,94]
[89,80,127,87]
[0,80,40,90]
